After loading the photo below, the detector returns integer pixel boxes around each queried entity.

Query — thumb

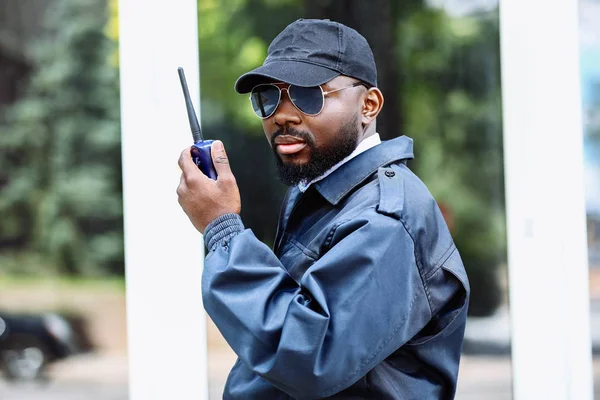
[211,140,234,179]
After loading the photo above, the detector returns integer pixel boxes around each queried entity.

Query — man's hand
[177,140,241,233]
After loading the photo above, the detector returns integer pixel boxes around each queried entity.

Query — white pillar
[500,1,593,399]
[118,1,208,399]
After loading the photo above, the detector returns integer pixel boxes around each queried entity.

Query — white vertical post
[119,1,208,399]
[500,1,592,399]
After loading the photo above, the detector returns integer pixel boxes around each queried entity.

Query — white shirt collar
[298,133,382,192]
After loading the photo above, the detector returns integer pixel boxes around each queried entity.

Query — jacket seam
[396,217,432,316]
[322,219,349,251]
[285,234,319,261]
[424,245,457,281]
[273,189,293,252]
[321,203,379,251]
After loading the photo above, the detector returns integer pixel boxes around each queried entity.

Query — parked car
[0,311,80,381]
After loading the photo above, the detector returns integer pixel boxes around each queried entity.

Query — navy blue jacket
[203,136,470,399]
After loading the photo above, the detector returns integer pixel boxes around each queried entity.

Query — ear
[361,87,384,126]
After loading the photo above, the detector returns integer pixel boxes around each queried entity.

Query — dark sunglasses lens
[289,86,323,115]
[250,85,280,118]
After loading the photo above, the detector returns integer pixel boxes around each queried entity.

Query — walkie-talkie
[177,67,217,180]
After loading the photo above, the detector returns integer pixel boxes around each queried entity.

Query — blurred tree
[584,82,600,158]
[0,0,123,276]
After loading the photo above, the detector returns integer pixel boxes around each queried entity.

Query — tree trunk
[304,0,402,140]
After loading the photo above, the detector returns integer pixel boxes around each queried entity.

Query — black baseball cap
[234,18,377,94]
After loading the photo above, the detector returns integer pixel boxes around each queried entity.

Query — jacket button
[385,170,395,178]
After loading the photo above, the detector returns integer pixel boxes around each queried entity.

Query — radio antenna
[177,67,203,142]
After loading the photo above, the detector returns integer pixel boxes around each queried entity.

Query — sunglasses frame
[249,82,367,119]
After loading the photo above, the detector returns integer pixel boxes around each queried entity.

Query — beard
[271,115,360,186]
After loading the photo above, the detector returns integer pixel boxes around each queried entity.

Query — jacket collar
[314,135,414,205]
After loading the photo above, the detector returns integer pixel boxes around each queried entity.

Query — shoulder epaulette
[376,163,405,219]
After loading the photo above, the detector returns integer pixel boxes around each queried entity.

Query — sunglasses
[249,82,367,119]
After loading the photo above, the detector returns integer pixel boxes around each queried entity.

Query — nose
[272,88,301,127]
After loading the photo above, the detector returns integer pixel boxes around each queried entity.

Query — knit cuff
[204,213,245,251]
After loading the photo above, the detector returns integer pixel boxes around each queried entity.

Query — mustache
[270,127,314,147]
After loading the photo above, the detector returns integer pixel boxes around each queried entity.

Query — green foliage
[584,82,600,165]
[198,0,302,131]
[198,0,262,129]
[0,0,123,276]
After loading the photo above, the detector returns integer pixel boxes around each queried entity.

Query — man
[177,18,469,400]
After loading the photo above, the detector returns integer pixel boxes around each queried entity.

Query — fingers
[211,141,235,182]
[176,173,186,195]
[179,147,211,183]
[178,147,197,177]
[178,147,213,197]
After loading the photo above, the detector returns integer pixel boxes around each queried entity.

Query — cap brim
[234,60,340,94]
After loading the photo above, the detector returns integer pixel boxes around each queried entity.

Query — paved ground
[1,352,515,400]
[0,381,127,400]
[3,351,600,399]
[0,352,129,400]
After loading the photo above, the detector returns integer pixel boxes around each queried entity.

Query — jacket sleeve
[202,209,432,399]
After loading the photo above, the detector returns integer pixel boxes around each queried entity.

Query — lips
[273,135,307,155]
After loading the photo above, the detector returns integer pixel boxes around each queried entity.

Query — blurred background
[0,0,598,399]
